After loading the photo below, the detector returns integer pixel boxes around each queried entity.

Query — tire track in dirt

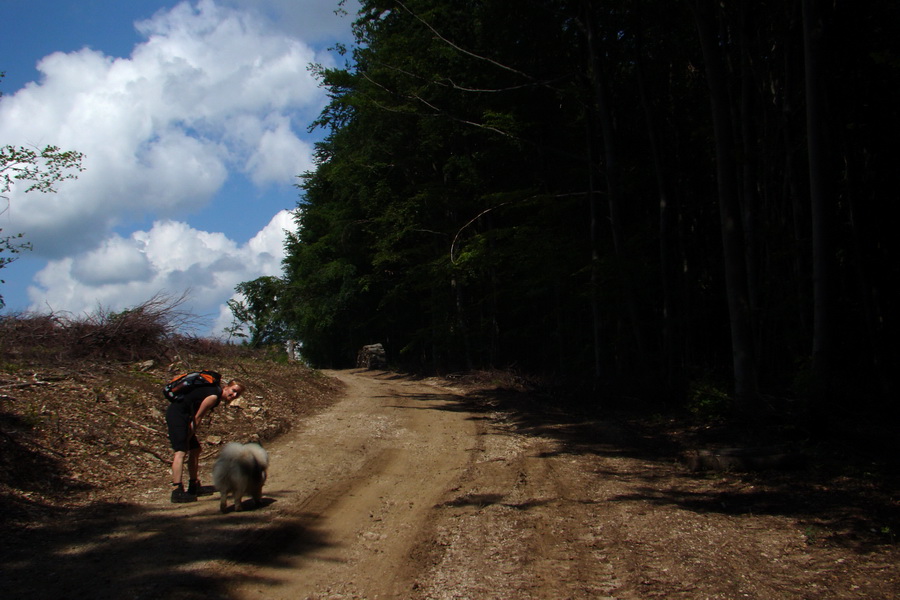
[225,369,478,600]
[194,372,900,600]
[408,415,623,600]
[171,369,900,600]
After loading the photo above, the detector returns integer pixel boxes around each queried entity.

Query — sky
[0,0,359,336]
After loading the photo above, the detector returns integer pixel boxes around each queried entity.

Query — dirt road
[7,369,898,599]
[225,369,478,599]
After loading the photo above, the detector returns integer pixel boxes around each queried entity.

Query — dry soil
[3,368,898,599]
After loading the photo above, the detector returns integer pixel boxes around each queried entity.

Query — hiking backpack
[163,370,222,402]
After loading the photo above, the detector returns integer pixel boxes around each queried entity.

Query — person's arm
[190,394,219,436]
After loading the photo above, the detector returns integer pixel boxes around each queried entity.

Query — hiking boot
[187,479,212,496]
[171,484,197,503]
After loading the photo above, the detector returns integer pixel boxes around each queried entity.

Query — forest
[246,0,898,420]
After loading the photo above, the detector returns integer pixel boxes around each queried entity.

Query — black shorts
[165,402,201,452]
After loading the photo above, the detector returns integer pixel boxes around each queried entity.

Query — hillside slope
[0,355,342,522]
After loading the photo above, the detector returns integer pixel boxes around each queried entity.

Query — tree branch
[394,1,536,81]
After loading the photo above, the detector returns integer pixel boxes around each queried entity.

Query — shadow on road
[391,383,900,554]
[2,495,332,598]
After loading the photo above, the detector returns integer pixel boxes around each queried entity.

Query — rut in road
[226,369,478,599]
[225,369,623,600]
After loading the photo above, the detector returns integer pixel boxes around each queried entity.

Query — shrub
[686,379,734,419]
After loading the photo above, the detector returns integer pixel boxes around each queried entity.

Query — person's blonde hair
[226,380,246,397]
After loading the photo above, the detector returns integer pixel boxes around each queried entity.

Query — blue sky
[1,0,358,335]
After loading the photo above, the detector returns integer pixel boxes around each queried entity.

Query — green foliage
[262,0,899,419]
[1,144,85,197]
[686,379,734,420]
[279,0,593,370]
[227,276,290,347]
[1,100,85,307]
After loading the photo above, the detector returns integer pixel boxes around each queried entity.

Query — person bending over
[166,378,245,502]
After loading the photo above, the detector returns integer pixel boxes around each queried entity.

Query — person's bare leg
[170,450,196,502]
[171,450,186,486]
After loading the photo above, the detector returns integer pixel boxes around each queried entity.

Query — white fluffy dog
[212,442,269,513]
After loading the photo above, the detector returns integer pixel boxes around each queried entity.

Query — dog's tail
[244,443,269,471]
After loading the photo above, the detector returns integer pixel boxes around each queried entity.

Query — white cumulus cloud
[0,0,328,258]
[0,0,353,333]
[220,0,361,44]
[245,117,316,185]
[28,210,295,333]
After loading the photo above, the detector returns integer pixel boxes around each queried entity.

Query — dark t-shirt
[170,385,223,418]
[164,385,222,451]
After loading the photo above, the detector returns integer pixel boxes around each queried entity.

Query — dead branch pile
[0,292,201,363]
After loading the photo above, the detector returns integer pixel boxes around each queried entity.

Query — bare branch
[450,193,591,264]
[394,1,535,81]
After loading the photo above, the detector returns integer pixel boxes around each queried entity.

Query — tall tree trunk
[738,4,762,358]
[801,0,835,411]
[634,5,680,396]
[691,0,760,410]
[780,7,812,346]
[583,4,648,378]
[586,119,604,381]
